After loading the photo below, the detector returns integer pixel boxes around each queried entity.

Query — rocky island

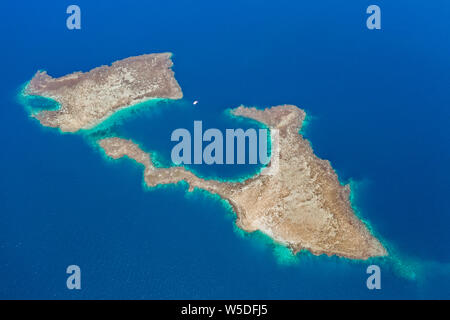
[24,53,182,132]
[98,105,387,260]
[23,53,386,260]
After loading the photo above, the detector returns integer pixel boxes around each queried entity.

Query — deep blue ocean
[0,1,449,299]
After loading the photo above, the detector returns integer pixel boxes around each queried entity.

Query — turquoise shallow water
[1,0,449,299]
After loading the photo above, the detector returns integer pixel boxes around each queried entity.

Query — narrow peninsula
[24,53,182,132]
[98,105,387,260]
